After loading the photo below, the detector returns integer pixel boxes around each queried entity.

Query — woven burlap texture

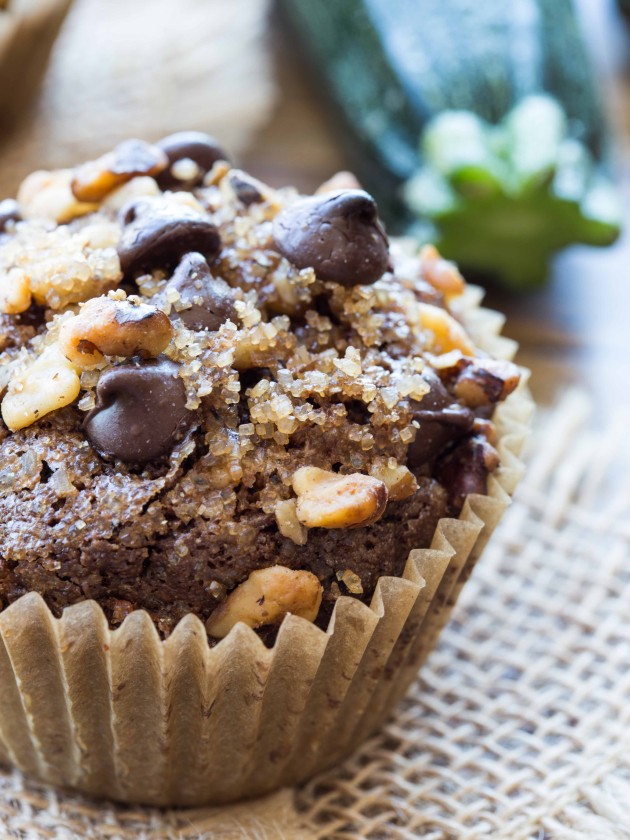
[0,391,628,838]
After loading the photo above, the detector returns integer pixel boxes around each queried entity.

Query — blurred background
[0,0,628,417]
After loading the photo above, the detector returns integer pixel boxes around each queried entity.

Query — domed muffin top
[0,135,520,636]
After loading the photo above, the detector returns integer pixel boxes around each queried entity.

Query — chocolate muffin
[0,135,520,640]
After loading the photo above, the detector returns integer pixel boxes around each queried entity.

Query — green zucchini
[279,0,621,289]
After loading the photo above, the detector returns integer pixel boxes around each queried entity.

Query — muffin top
[0,134,520,637]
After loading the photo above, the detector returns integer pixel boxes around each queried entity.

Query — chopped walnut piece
[292,466,388,529]
[1,344,80,431]
[316,171,362,194]
[102,176,161,213]
[473,417,498,446]
[336,569,364,594]
[206,160,232,187]
[369,461,418,501]
[0,268,31,315]
[206,566,323,638]
[428,349,466,373]
[454,358,521,407]
[417,303,476,356]
[275,498,308,545]
[71,139,169,203]
[419,244,465,300]
[58,295,173,367]
[17,170,99,223]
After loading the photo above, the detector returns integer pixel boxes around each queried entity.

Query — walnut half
[58,295,173,367]
[71,139,168,203]
[292,467,388,529]
[1,345,80,431]
[206,566,323,639]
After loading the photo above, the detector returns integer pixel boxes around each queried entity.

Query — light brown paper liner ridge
[0,292,534,806]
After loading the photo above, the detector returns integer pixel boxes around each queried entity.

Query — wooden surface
[242,0,630,418]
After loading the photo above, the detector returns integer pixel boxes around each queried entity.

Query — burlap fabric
[0,390,627,837]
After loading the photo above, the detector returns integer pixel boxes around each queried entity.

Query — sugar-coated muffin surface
[0,135,520,638]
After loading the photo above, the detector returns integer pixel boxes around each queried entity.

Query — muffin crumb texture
[0,134,520,639]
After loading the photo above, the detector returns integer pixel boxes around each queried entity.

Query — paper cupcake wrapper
[0,294,533,806]
[0,0,73,126]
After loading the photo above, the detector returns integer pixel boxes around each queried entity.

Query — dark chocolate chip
[228,169,265,206]
[272,190,390,286]
[0,199,21,232]
[435,434,500,513]
[156,131,230,190]
[83,358,192,464]
[407,370,474,469]
[165,252,237,331]
[117,205,221,278]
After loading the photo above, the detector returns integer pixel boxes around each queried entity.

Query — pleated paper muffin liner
[0,291,533,806]
[0,0,73,127]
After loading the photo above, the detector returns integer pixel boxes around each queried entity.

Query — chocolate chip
[435,434,500,513]
[156,131,230,190]
[83,358,192,464]
[272,190,390,286]
[165,252,237,331]
[0,199,21,233]
[228,169,265,206]
[407,370,474,469]
[117,205,221,278]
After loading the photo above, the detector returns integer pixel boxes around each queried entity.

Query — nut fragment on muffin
[0,134,521,640]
